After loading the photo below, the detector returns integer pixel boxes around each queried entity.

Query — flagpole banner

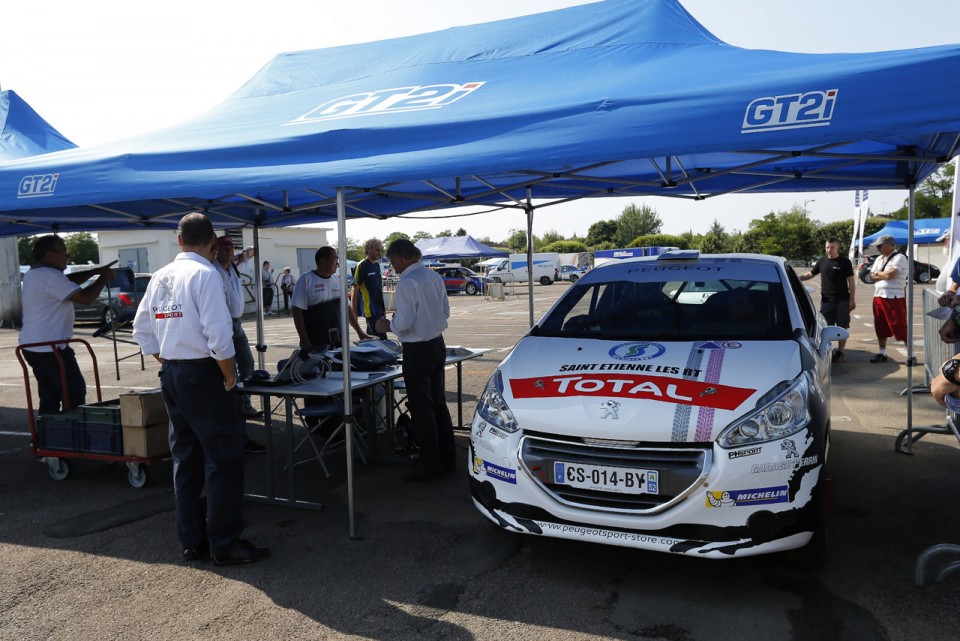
[947,157,960,288]
[850,191,862,260]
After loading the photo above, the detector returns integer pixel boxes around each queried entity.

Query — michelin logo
[289,82,486,124]
[706,485,789,507]
[473,456,517,484]
[741,89,838,134]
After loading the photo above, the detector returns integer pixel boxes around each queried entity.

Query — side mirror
[819,326,849,359]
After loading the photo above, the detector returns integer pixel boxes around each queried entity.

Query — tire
[127,463,148,489]
[465,282,478,295]
[539,276,551,286]
[569,274,579,283]
[102,306,117,326]
[860,271,874,285]
[47,457,70,481]
[917,270,931,284]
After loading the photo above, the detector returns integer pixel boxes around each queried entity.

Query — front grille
[519,434,712,514]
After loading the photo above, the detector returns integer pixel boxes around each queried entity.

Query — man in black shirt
[800,237,856,362]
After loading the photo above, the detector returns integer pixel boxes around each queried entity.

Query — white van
[487,252,560,285]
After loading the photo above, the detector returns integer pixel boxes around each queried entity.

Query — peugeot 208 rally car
[469,251,847,560]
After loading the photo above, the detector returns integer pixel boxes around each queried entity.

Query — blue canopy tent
[0,89,76,327]
[414,236,508,260]
[862,218,951,247]
[2,0,958,532]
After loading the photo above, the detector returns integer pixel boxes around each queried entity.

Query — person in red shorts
[868,234,908,363]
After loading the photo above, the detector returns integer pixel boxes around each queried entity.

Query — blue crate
[81,421,123,455]
[79,400,121,426]
[37,416,81,451]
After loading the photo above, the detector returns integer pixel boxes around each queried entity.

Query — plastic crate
[36,416,82,451]
[81,421,123,455]
[79,400,121,426]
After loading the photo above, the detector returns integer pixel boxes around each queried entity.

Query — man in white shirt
[133,213,268,566]
[868,234,909,363]
[20,235,116,414]
[376,239,454,482]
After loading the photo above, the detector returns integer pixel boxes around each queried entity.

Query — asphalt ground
[0,280,958,640]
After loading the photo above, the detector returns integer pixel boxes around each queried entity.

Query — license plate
[553,462,659,495]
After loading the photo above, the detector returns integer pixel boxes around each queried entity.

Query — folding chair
[293,398,368,477]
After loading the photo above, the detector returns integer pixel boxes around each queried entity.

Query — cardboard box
[120,389,168,427]
[122,421,170,458]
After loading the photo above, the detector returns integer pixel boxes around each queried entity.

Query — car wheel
[539,276,552,286]
[465,282,478,295]
[102,307,117,325]
[860,271,874,285]
[787,477,828,568]
[917,270,931,284]
[570,274,579,283]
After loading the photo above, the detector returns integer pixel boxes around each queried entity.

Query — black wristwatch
[941,358,960,385]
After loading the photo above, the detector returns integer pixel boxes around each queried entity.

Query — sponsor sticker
[289,82,486,124]
[728,447,762,459]
[741,89,838,134]
[751,455,819,474]
[509,373,754,410]
[473,456,517,484]
[609,342,666,361]
[18,174,59,198]
[705,485,789,508]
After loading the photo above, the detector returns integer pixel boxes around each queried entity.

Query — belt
[165,357,214,363]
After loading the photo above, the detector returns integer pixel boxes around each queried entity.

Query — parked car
[558,265,588,282]
[857,254,940,284]
[73,269,151,325]
[469,250,846,561]
[436,266,491,295]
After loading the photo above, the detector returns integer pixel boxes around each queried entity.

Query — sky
[2,0,960,244]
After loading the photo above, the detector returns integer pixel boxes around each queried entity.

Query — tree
[541,240,588,253]
[627,234,689,249]
[887,162,954,219]
[540,229,564,247]
[344,238,363,262]
[455,227,467,236]
[615,204,662,247]
[505,229,527,251]
[384,231,410,246]
[437,229,453,237]
[65,232,99,265]
[18,235,37,264]
[744,206,821,260]
[412,230,432,242]
[585,220,617,247]
[697,220,730,254]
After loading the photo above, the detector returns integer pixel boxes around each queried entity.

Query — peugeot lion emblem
[600,400,620,420]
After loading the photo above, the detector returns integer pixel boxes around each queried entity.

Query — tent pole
[905,186,916,443]
[526,187,534,328]
[253,224,265,370]
[336,187,359,540]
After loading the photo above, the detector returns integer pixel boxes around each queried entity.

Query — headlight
[475,370,519,433]
[717,376,810,448]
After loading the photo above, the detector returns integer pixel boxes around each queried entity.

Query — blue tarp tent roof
[0,90,75,161]
[414,236,508,260]
[862,218,951,246]
[0,0,959,235]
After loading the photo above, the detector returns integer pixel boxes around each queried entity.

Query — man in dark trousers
[800,237,856,362]
[133,213,268,566]
[376,239,455,481]
[352,237,387,340]
[20,235,116,414]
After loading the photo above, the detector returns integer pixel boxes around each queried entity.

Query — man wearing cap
[868,234,908,363]
[214,236,267,451]
[133,212,269,566]
[800,237,855,362]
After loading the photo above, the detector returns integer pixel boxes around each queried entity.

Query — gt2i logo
[18,174,59,198]
[741,89,838,133]
[289,82,486,124]
[609,342,666,361]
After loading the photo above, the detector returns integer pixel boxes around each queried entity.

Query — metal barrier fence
[922,288,957,385]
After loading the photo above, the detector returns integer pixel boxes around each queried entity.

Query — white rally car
[469,251,847,561]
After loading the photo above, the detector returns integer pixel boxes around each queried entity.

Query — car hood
[498,336,803,443]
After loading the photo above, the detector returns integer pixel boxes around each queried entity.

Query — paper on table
[927,306,954,320]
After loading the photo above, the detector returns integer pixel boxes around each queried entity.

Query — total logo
[741,89,838,134]
[288,82,486,124]
[609,342,665,362]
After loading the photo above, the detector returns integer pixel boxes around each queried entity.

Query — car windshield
[537,268,793,341]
